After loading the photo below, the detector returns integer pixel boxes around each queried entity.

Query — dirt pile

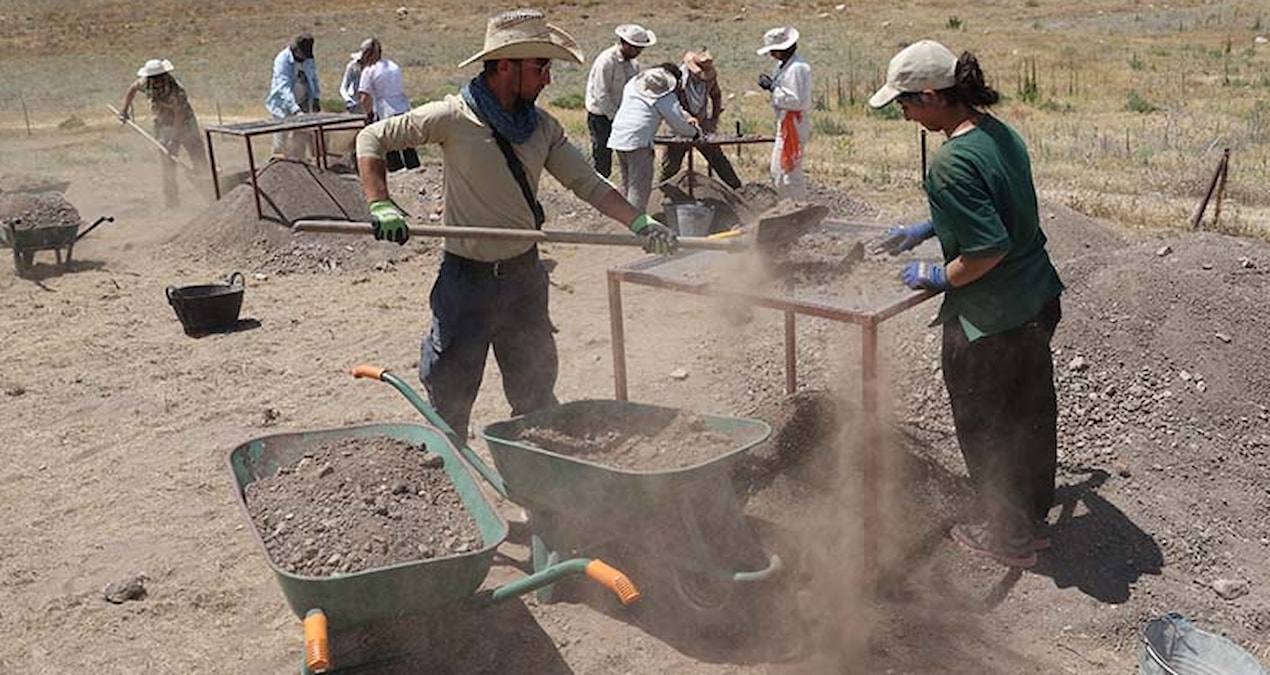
[514,410,741,471]
[175,160,422,276]
[0,191,80,230]
[244,435,481,577]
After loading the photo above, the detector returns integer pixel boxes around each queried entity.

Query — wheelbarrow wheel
[632,560,749,638]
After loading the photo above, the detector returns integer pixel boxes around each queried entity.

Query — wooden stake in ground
[20,91,31,136]
[1190,148,1230,230]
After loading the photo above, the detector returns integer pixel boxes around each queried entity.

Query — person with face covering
[354,9,678,438]
[266,33,321,159]
[870,40,1065,569]
[757,26,811,199]
[119,58,208,207]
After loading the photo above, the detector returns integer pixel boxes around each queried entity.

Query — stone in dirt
[243,435,482,577]
[103,574,148,604]
[514,408,740,471]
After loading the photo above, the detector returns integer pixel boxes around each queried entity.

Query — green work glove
[369,199,408,245]
[630,214,678,256]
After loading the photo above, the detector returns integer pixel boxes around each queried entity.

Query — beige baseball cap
[868,39,957,108]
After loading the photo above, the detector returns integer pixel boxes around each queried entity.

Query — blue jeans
[419,249,559,437]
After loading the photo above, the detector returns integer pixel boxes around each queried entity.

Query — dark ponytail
[945,51,1000,108]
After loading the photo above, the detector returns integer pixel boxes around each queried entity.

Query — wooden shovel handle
[292,220,743,252]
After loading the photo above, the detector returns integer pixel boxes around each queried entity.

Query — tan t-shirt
[357,95,614,262]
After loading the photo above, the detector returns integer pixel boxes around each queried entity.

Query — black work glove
[758,73,773,91]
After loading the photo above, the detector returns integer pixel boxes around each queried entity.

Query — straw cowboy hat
[684,49,716,80]
[632,67,679,101]
[350,37,378,61]
[614,23,656,48]
[459,9,584,67]
[137,58,175,78]
[757,26,799,55]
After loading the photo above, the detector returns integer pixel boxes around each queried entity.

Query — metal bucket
[670,202,714,237]
[166,272,245,335]
[1139,613,1267,675]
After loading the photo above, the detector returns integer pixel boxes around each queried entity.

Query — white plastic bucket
[671,202,714,237]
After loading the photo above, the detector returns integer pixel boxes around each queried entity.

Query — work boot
[950,522,1037,569]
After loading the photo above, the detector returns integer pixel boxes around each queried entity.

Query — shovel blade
[754,204,830,250]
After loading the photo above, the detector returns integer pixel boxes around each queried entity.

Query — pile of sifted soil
[514,409,741,471]
[0,192,80,231]
[176,160,423,276]
[243,435,482,577]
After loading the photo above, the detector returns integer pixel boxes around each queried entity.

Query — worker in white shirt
[584,23,656,178]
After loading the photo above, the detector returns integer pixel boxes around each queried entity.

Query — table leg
[784,309,797,395]
[206,129,220,200]
[607,272,629,401]
[246,136,262,220]
[686,146,695,200]
[860,321,880,581]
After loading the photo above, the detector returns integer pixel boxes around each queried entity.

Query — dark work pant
[587,112,614,178]
[419,250,559,438]
[386,148,421,173]
[659,143,743,189]
[941,295,1062,541]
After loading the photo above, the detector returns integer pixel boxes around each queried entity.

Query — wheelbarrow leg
[531,533,561,604]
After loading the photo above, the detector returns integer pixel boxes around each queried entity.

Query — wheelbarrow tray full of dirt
[227,422,638,673]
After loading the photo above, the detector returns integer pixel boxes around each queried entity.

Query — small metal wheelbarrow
[227,422,639,674]
[1,215,113,278]
[352,365,784,636]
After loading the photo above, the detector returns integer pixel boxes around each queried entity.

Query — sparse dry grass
[0,0,1265,234]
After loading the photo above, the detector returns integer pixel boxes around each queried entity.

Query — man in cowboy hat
[659,49,743,190]
[119,58,207,207]
[340,38,376,115]
[609,63,702,213]
[354,8,677,439]
[266,32,321,159]
[757,26,812,199]
[585,23,656,178]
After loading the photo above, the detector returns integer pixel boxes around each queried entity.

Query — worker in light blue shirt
[265,33,321,158]
[608,63,700,213]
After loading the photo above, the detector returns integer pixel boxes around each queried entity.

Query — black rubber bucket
[166,272,245,335]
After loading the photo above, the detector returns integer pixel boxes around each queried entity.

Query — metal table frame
[204,112,366,220]
[605,234,936,572]
[653,134,775,199]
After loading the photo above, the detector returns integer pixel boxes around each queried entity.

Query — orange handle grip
[585,559,641,605]
[303,609,330,673]
[349,364,387,380]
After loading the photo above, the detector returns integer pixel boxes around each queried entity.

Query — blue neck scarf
[461,75,538,144]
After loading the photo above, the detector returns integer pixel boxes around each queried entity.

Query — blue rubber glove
[901,261,951,291]
[630,214,678,256]
[874,220,934,255]
[369,199,409,245]
[757,73,774,91]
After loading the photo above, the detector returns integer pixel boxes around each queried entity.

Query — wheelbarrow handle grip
[585,559,641,606]
[350,364,386,381]
[303,609,330,673]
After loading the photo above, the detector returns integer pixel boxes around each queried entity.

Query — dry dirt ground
[2,119,1268,673]
[2,3,1269,672]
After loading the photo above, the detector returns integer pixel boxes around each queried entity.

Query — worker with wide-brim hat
[585,23,657,178]
[659,48,743,190]
[608,62,702,213]
[756,26,812,199]
[353,8,677,440]
[118,58,207,207]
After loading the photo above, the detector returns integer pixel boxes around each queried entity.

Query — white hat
[869,40,957,108]
[350,37,377,60]
[615,23,656,48]
[757,26,799,55]
[632,67,679,100]
[459,8,584,68]
[137,58,175,78]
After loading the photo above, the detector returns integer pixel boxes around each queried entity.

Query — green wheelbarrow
[351,365,784,636]
[227,422,639,674]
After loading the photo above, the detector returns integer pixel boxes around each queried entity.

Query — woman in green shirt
[870,40,1064,569]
